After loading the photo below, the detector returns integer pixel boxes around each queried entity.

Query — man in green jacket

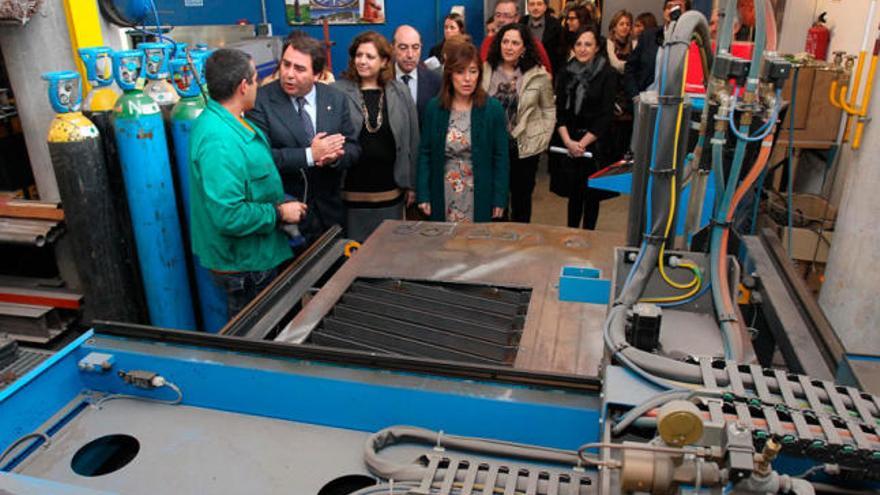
[190,48,307,318]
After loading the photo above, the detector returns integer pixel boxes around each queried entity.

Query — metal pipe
[0,231,47,247]
[829,0,878,149]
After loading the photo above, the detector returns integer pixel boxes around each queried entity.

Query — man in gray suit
[249,32,361,244]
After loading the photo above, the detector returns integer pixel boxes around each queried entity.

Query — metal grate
[310,279,530,365]
[409,454,591,495]
[0,347,50,391]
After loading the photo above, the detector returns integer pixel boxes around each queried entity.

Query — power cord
[92,370,183,408]
[0,432,50,468]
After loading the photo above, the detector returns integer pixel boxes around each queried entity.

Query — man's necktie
[296,96,315,140]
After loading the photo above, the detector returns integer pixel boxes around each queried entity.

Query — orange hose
[718,133,775,327]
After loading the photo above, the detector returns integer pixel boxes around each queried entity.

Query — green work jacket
[189,99,291,272]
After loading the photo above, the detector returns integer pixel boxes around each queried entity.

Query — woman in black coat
[553,25,617,230]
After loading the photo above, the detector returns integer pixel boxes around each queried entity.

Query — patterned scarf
[563,56,605,116]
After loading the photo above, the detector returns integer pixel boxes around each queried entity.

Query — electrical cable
[655,47,703,297]
[93,380,183,408]
[728,88,782,141]
[576,441,710,466]
[0,432,50,468]
[611,390,695,436]
[787,66,800,258]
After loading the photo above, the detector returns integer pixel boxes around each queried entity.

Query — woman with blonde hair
[606,9,635,73]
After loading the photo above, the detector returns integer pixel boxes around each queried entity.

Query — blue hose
[728,89,783,142]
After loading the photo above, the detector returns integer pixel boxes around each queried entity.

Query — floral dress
[443,109,475,222]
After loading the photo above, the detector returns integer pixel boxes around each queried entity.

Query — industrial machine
[3,2,880,494]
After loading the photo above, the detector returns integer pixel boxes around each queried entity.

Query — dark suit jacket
[415,65,441,126]
[623,26,663,103]
[416,97,509,222]
[247,80,361,243]
[521,12,563,75]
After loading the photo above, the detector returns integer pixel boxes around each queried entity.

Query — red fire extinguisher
[806,12,831,61]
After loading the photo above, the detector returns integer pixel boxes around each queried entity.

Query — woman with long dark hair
[561,4,595,67]
[417,39,509,223]
[429,12,466,61]
[483,23,555,223]
[553,26,616,230]
[334,31,419,241]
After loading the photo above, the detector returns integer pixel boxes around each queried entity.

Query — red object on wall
[805,13,831,61]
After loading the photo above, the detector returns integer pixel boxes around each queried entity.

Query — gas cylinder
[111,49,196,330]
[78,46,149,323]
[78,46,118,112]
[42,71,144,323]
[169,54,228,332]
[139,41,179,111]
[806,12,831,61]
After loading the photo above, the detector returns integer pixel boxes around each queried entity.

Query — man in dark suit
[248,33,360,245]
[623,0,690,104]
[392,25,442,125]
[520,0,563,75]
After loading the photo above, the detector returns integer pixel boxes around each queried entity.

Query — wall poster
[285,0,386,25]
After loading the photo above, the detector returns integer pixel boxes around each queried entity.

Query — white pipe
[860,0,878,52]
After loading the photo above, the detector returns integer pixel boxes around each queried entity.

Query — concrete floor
[529,157,630,234]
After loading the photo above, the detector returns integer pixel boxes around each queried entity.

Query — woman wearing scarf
[553,25,616,230]
[482,23,555,223]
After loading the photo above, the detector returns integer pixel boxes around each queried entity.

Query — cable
[787,66,800,258]
[576,441,709,466]
[611,390,694,436]
[93,380,183,408]
[0,432,50,468]
[727,88,782,142]
[641,262,702,303]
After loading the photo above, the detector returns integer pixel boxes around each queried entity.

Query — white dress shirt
[396,64,418,104]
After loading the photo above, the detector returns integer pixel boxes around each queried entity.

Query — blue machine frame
[0,326,603,487]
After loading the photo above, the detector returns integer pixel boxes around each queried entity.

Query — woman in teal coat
[416,39,509,223]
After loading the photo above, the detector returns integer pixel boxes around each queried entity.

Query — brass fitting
[754,438,782,476]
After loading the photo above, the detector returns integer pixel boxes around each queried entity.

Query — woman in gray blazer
[333,31,420,242]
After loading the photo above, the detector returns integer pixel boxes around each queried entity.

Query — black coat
[552,60,617,197]
[247,81,361,243]
[555,60,617,144]
[521,12,564,75]
[623,26,663,102]
[414,65,442,126]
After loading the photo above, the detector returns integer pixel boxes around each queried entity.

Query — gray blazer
[333,78,420,190]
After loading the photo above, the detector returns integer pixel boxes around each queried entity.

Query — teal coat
[416,97,510,222]
[189,99,291,272]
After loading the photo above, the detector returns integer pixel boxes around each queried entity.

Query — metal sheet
[276,221,625,377]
